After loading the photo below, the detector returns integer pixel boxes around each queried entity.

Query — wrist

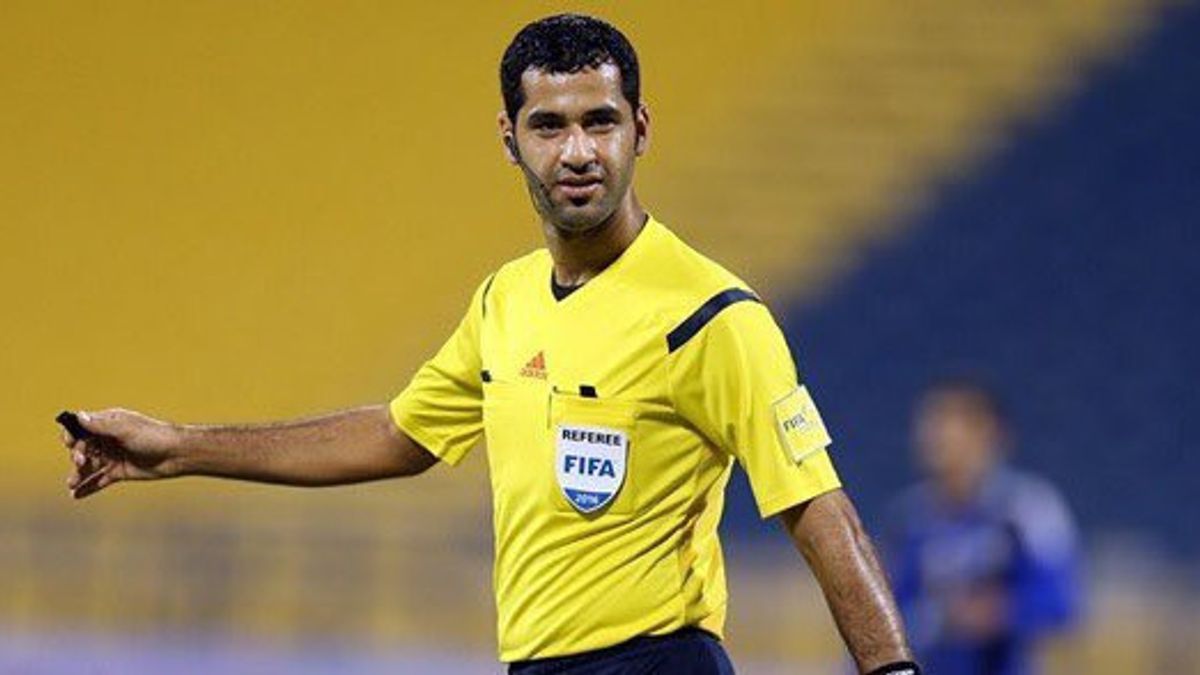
[162,423,202,477]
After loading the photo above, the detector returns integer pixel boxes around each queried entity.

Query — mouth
[555,177,603,202]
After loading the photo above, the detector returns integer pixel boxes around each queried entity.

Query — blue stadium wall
[723,1,1199,559]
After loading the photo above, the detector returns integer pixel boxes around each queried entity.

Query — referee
[59,14,918,675]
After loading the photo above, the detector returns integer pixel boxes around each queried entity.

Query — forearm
[173,404,431,486]
[783,490,913,673]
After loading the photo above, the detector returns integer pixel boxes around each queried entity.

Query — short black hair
[500,13,640,123]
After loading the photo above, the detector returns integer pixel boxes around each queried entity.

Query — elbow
[375,405,439,478]
[387,433,440,478]
[393,450,438,477]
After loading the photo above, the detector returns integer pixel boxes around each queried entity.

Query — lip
[556,179,602,199]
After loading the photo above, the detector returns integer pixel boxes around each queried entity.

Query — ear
[497,111,518,165]
[634,103,651,156]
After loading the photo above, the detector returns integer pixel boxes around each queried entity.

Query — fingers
[68,438,94,464]
[65,437,117,499]
[67,465,86,490]
[57,408,130,500]
[70,465,114,500]
[68,449,119,499]
[61,419,106,461]
[66,448,97,490]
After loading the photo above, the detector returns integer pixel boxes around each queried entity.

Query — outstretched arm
[780,489,916,674]
[60,405,437,498]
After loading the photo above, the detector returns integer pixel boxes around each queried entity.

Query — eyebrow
[526,110,565,127]
[525,105,624,127]
[582,106,622,124]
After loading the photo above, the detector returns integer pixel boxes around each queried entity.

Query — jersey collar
[546,213,662,305]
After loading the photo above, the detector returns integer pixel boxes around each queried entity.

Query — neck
[545,194,646,287]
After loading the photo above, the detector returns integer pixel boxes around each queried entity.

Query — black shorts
[507,627,736,675]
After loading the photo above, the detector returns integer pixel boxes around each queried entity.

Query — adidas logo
[520,351,547,379]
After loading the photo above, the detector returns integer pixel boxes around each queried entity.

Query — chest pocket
[548,390,640,517]
[481,380,548,506]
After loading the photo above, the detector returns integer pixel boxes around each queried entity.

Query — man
[59,14,917,674]
[884,377,1081,674]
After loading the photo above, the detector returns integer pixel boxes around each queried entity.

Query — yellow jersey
[389,216,841,662]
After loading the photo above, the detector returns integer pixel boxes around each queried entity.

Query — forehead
[518,62,629,118]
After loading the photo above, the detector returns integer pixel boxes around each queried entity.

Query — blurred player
[58,14,918,675]
[884,376,1081,675]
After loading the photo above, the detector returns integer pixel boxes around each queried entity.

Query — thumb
[77,409,122,436]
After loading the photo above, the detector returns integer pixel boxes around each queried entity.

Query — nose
[560,125,597,170]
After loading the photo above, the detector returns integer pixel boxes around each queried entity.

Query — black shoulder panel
[666,288,761,353]
[480,273,497,318]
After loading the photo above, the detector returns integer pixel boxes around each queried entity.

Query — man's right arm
[61,405,437,499]
[62,273,495,499]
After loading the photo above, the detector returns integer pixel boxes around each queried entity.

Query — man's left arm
[666,298,918,672]
[780,489,916,674]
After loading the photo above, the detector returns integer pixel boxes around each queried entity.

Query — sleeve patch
[772,385,832,464]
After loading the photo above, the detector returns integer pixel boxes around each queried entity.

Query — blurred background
[2,0,1196,673]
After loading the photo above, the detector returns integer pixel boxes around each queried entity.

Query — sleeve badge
[772,385,833,464]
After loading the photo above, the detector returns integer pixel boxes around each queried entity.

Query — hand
[59,408,183,499]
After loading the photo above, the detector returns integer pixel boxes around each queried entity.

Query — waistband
[508,627,720,674]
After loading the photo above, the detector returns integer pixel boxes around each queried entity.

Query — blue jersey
[884,466,1081,675]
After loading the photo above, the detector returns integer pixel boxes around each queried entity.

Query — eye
[584,113,619,132]
[528,116,564,136]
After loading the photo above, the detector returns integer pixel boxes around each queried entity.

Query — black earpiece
[505,132,553,207]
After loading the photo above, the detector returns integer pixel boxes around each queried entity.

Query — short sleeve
[388,277,490,466]
[668,298,841,517]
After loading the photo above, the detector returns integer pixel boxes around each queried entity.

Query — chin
[552,204,613,233]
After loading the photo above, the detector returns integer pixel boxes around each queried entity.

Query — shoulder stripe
[480,273,497,318]
[666,288,761,353]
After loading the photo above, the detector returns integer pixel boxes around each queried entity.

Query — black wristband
[866,661,921,675]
